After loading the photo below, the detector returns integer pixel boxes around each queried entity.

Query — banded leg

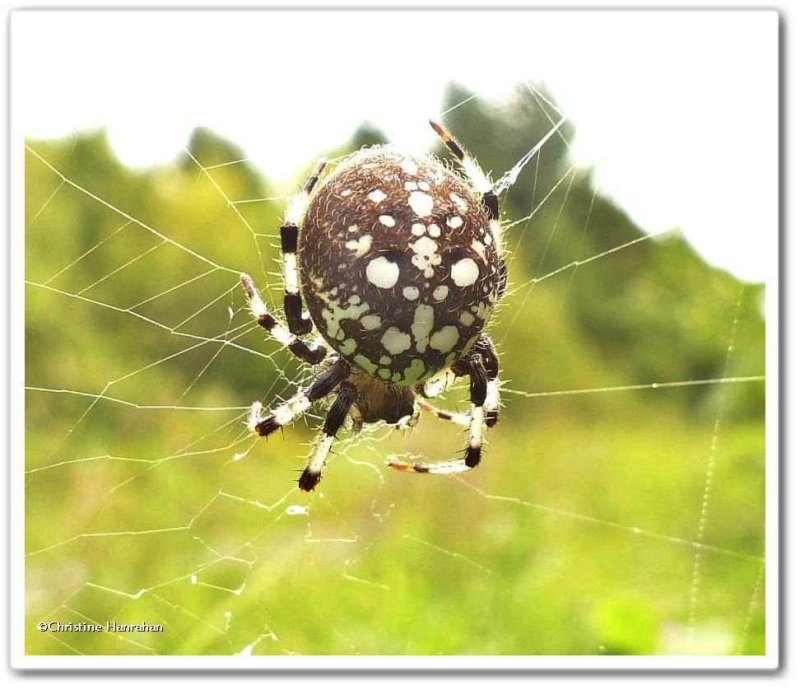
[241,273,326,365]
[248,357,350,439]
[418,399,470,428]
[282,159,327,336]
[395,404,421,431]
[474,335,501,427]
[429,120,500,223]
[415,369,468,427]
[419,368,457,399]
[417,335,500,428]
[299,381,358,491]
[389,347,491,475]
[463,353,488,468]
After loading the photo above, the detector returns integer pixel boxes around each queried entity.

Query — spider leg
[394,406,420,431]
[281,159,327,336]
[416,335,500,428]
[248,357,350,439]
[462,352,489,468]
[474,335,501,427]
[240,273,326,365]
[418,399,470,428]
[429,119,500,224]
[299,381,358,491]
[389,339,497,475]
[420,368,457,398]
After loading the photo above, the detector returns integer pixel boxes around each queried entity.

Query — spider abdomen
[299,146,505,386]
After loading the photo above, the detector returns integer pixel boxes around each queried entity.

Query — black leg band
[474,335,499,379]
[465,445,482,468]
[288,339,327,365]
[467,356,488,406]
[483,191,499,220]
[298,380,356,492]
[280,224,298,253]
[322,382,358,436]
[306,358,350,401]
[285,294,312,336]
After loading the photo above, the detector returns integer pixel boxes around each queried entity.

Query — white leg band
[283,252,299,295]
[486,379,500,416]
[468,404,484,449]
[308,435,334,475]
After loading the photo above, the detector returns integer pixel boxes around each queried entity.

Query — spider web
[23,83,767,658]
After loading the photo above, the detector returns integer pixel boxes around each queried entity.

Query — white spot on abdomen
[368,189,387,203]
[450,193,469,212]
[433,285,449,301]
[380,327,412,355]
[400,159,418,175]
[354,354,377,374]
[447,216,463,229]
[403,358,426,384]
[408,191,434,217]
[379,214,396,227]
[345,234,372,257]
[409,236,441,278]
[366,256,399,289]
[360,314,381,330]
[403,286,419,300]
[451,257,479,287]
[319,292,370,339]
[459,311,475,326]
[430,325,459,353]
[339,338,357,355]
[411,304,435,352]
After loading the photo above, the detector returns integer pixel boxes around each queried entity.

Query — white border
[7,655,783,671]
[8,5,781,673]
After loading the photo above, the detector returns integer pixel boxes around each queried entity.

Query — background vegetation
[25,84,766,656]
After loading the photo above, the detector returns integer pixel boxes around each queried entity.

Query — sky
[13,9,778,282]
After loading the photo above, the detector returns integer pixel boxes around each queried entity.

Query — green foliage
[592,595,659,654]
[24,85,765,656]
[350,122,389,150]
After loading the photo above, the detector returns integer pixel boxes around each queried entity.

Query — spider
[241,121,507,491]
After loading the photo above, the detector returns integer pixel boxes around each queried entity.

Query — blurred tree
[350,122,389,150]
[436,83,765,418]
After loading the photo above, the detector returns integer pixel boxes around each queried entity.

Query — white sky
[13,9,778,282]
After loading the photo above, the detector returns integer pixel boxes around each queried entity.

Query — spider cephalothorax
[241,121,506,491]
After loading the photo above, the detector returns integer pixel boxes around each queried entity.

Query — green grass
[25,390,765,655]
